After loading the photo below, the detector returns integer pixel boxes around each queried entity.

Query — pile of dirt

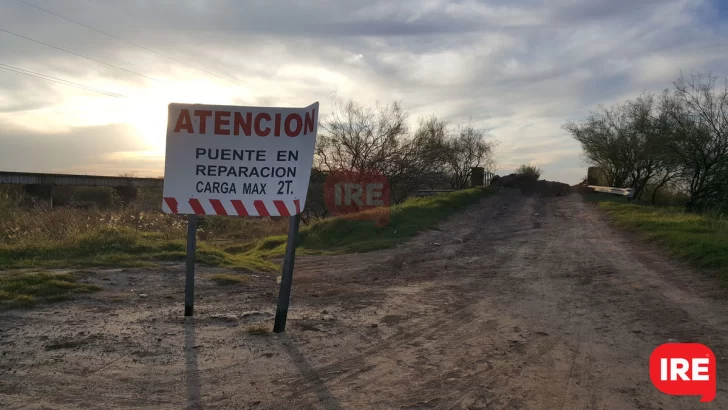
[522,180,572,196]
[491,174,572,197]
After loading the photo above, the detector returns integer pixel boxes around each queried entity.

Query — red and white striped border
[163,198,301,216]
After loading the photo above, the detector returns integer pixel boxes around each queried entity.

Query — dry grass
[0,195,186,246]
[0,201,287,247]
[0,187,286,270]
[210,273,251,285]
[0,186,494,272]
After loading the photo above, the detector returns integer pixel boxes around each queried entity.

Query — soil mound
[491,173,572,196]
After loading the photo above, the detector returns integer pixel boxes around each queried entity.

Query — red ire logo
[324,170,391,225]
[650,343,716,403]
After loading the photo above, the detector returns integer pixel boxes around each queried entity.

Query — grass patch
[246,324,271,335]
[299,187,495,253]
[0,271,101,310]
[210,273,251,285]
[0,226,278,272]
[587,194,728,281]
[0,189,493,271]
[248,187,495,257]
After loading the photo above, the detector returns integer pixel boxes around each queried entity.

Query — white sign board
[162,102,319,216]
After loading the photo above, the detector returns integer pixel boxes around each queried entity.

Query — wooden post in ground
[471,167,485,187]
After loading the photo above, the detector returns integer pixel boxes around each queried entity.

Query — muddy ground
[2,190,728,409]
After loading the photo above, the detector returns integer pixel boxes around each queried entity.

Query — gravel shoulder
[2,191,727,409]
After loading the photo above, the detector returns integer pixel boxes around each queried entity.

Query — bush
[516,164,542,181]
[566,73,728,212]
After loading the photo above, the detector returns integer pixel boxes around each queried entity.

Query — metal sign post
[273,214,301,333]
[184,214,198,316]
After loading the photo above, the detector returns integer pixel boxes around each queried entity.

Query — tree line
[564,73,728,212]
[304,98,498,218]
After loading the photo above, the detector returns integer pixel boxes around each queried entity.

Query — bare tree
[315,98,409,175]
[316,99,451,202]
[315,98,499,203]
[385,115,450,200]
[621,94,668,199]
[567,72,728,211]
[563,103,634,188]
[443,124,497,189]
[659,73,728,211]
[565,93,677,200]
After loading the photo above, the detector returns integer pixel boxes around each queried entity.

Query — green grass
[247,187,496,256]
[0,227,278,272]
[0,271,101,310]
[587,194,728,280]
[0,188,493,271]
[300,187,495,252]
[209,273,251,285]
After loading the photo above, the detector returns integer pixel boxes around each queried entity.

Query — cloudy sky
[1,0,727,183]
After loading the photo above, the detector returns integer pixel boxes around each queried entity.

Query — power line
[13,0,236,86]
[0,63,127,98]
[10,0,298,107]
[0,63,126,98]
[0,27,165,84]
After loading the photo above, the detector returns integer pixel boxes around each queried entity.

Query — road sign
[162,102,319,323]
[162,102,319,216]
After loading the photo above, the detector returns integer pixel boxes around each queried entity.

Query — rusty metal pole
[273,214,301,333]
[184,214,198,317]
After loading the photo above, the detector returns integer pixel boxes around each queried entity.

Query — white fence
[588,185,635,198]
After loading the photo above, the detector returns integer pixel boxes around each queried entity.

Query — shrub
[516,164,542,181]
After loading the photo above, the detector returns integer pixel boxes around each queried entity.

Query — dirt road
[2,191,728,409]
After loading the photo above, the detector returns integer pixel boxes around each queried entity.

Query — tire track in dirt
[440,195,592,409]
[281,193,568,409]
[283,193,529,401]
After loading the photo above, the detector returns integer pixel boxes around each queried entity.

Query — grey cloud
[0,0,727,183]
[550,0,679,23]
[0,123,145,174]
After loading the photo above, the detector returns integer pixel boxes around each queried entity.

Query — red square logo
[324,170,391,226]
